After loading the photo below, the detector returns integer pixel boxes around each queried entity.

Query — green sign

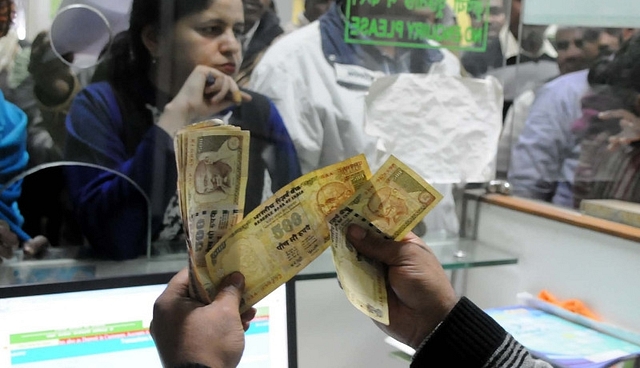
[344,0,490,52]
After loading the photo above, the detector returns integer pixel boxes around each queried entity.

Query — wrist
[157,102,190,137]
[408,297,458,349]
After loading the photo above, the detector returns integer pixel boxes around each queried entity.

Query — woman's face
[163,0,244,96]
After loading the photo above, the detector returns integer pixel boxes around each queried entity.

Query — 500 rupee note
[328,155,442,324]
[174,120,249,303]
[205,155,372,312]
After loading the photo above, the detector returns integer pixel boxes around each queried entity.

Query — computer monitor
[0,273,291,367]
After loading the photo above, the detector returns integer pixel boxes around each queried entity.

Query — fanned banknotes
[205,155,372,312]
[174,119,250,303]
[328,156,443,324]
[174,127,442,322]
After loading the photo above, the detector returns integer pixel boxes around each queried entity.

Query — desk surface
[0,237,517,287]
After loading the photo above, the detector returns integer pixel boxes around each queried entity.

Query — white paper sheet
[364,73,503,184]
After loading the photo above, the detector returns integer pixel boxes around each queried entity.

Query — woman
[572,33,640,206]
[64,0,301,260]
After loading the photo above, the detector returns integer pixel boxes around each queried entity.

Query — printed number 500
[271,212,303,239]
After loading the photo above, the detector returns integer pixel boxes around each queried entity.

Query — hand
[346,225,458,349]
[23,235,50,259]
[0,220,19,263]
[598,110,640,150]
[158,65,252,136]
[150,268,257,368]
[28,31,76,106]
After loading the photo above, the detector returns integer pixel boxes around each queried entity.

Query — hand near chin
[159,65,252,136]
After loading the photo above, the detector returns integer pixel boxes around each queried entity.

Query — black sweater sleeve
[411,297,553,368]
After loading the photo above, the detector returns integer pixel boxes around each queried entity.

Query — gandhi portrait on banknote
[193,135,243,200]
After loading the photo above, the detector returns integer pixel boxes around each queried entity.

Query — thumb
[213,272,245,307]
[346,224,401,265]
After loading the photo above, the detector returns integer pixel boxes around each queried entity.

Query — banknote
[328,155,443,324]
[174,120,250,303]
[205,155,372,312]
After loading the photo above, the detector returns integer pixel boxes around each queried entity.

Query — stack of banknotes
[174,120,442,324]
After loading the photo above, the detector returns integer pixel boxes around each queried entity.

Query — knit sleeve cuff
[411,297,507,367]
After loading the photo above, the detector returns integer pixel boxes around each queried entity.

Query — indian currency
[205,155,372,312]
[328,155,443,324]
[174,119,250,303]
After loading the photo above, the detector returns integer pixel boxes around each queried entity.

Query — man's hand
[150,268,257,368]
[0,220,19,262]
[28,31,76,106]
[346,225,458,349]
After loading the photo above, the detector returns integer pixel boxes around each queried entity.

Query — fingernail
[205,72,216,86]
[348,225,366,240]
[227,272,244,289]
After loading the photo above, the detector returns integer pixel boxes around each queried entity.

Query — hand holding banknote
[151,268,257,368]
[328,156,443,324]
[345,225,458,349]
[174,120,250,303]
[175,138,444,323]
[205,155,372,312]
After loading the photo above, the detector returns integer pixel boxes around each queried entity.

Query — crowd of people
[0,0,634,260]
[0,0,638,365]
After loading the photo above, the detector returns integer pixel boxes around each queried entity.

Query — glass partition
[502,1,640,210]
[16,0,633,284]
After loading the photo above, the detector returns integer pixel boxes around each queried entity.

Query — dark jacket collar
[242,10,284,69]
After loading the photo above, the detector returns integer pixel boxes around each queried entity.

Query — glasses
[556,38,584,51]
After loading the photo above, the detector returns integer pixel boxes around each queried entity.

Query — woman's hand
[157,65,252,136]
[599,109,640,150]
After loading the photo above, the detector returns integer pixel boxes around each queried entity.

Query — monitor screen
[0,274,289,368]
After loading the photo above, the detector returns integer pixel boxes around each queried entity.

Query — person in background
[508,29,637,207]
[0,67,30,258]
[151,225,553,367]
[250,0,462,236]
[63,0,301,260]
[0,0,49,261]
[496,27,606,177]
[554,28,601,76]
[572,34,640,205]
[283,0,335,33]
[26,31,81,164]
[462,0,557,78]
[235,0,283,87]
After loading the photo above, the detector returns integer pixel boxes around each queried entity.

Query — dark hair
[588,33,640,93]
[583,28,601,43]
[0,0,15,38]
[108,0,214,84]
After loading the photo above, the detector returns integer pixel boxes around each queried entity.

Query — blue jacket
[509,70,589,207]
[0,90,29,241]
[64,80,300,260]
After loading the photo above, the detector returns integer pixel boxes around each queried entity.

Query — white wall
[464,201,640,332]
[295,278,408,368]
